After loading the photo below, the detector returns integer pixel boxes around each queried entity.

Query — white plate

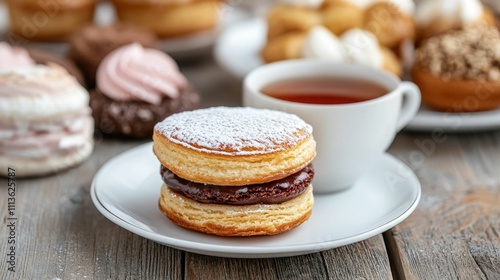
[214,18,500,133]
[91,142,421,258]
[0,2,248,58]
[405,105,500,132]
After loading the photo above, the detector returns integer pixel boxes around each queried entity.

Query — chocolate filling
[160,164,314,205]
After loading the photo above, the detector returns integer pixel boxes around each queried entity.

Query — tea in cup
[243,61,421,193]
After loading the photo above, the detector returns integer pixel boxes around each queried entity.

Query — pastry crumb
[416,25,500,81]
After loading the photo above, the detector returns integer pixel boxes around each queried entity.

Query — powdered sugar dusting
[155,107,313,155]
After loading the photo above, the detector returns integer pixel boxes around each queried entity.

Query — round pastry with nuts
[412,25,500,112]
[153,107,316,236]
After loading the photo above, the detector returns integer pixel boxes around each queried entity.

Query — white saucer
[0,2,248,59]
[91,142,421,258]
[214,18,500,133]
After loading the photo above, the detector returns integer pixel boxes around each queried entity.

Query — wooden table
[1,56,499,280]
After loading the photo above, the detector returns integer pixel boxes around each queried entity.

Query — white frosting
[341,28,383,68]
[302,26,383,69]
[276,0,324,8]
[0,115,93,159]
[416,0,483,26]
[347,0,415,15]
[0,64,89,121]
[302,26,347,61]
[155,107,313,156]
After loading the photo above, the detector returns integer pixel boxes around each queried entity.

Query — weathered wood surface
[387,132,500,280]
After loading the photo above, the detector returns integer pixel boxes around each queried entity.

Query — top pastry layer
[154,106,313,156]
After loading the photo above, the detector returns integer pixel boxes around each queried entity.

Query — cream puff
[91,43,199,138]
[415,0,497,43]
[111,0,219,38]
[153,107,316,236]
[267,4,322,40]
[265,0,415,60]
[363,1,415,53]
[0,63,94,177]
[263,26,402,77]
[6,0,96,41]
[412,25,500,112]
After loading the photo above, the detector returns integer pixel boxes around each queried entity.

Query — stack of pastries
[153,107,316,236]
[262,0,416,76]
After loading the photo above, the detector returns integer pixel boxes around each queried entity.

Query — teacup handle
[396,82,421,132]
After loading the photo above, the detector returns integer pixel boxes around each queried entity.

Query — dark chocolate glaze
[91,87,199,138]
[161,164,314,205]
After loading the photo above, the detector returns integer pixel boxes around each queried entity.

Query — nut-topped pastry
[153,107,316,236]
[412,25,500,112]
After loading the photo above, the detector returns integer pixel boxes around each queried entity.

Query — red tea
[261,77,388,105]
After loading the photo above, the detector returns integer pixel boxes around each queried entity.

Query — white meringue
[341,28,384,68]
[302,26,384,69]
[302,26,347,61]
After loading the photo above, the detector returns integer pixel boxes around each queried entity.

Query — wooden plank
[0,140,183,280]
[185,235,392,280]
[385,132,500,279]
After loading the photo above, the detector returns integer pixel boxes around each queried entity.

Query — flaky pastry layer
[159,184,314,236]
[153,131,316,186]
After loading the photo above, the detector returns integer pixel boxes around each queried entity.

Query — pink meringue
[0,42,35,70]
[96,43,188,105]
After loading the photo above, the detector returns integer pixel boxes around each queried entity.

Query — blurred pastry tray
[214,17,500,133]
[0,1,248,59]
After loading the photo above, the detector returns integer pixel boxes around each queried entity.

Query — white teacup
[243,60,421,193]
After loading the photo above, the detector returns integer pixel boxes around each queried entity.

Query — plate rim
[90,142,421,258]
